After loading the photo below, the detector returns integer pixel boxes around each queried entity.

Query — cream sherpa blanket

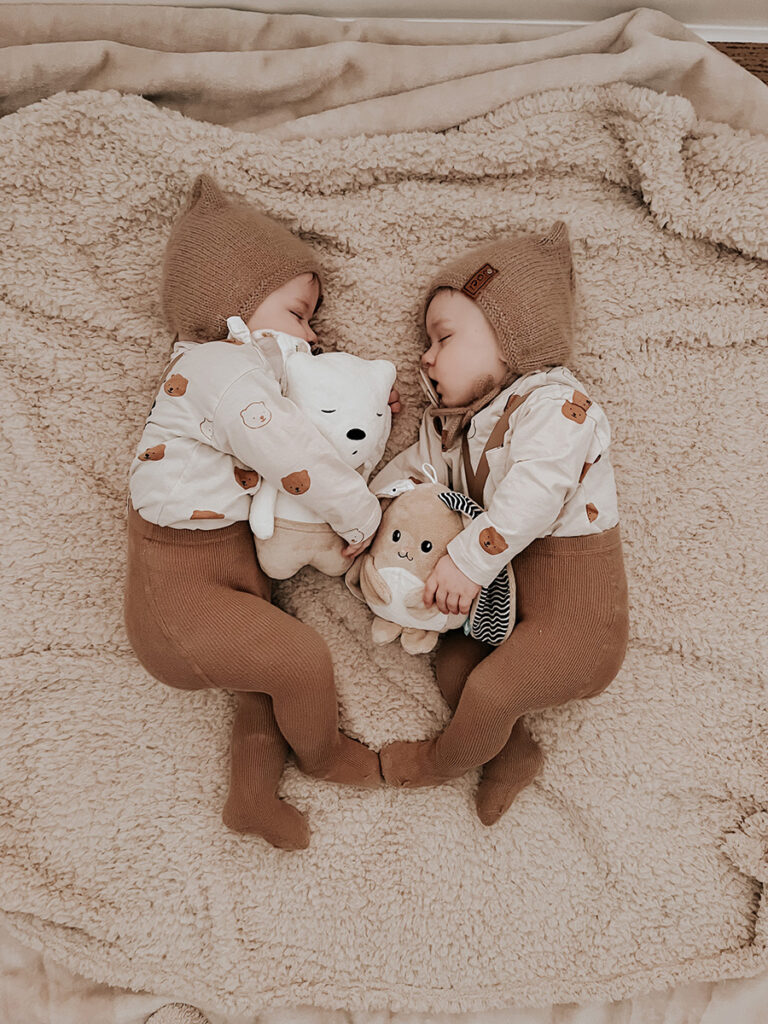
[0,82,766,1016]
[3,5,768,137]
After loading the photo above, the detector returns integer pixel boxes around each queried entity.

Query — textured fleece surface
[0,82,766,1015]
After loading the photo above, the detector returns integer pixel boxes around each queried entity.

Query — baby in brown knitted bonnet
[369,220,630,825]
[124,174,400,850]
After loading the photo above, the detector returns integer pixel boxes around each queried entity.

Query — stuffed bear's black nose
[347,428,366,440]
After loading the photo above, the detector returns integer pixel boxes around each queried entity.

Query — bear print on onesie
[128,323,381,543]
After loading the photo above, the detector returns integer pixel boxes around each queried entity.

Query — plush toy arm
[249,482,278,539]
[402,585,437,622]
[359,554,392,605]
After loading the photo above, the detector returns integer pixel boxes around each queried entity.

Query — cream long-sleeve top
[368,366,620,588]
[128,323,382,541]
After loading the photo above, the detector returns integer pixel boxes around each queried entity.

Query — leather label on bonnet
[462,263,498,298]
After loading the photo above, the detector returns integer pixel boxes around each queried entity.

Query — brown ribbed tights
[123,502,381,851]
[379,525,630,824]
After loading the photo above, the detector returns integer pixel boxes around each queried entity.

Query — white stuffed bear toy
[225,316,396,580]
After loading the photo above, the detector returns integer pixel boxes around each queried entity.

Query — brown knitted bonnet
[421,219,576,449]
[160,174,324,343]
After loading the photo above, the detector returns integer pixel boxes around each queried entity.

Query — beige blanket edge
[1,3,768,137]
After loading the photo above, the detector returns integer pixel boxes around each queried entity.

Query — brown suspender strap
[461,385,551,506]
[159,350,186,383]
[255,335,288,383]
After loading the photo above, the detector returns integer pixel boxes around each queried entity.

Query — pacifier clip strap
[461,387,545,506]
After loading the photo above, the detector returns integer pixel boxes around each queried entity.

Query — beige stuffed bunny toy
[345,464,516,654]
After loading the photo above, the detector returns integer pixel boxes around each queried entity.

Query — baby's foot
[379,737,457,788]
[474,743,544,826]
[298,732,382,788]
[222,794,310,851]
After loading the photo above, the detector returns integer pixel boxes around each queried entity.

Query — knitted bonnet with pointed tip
[421,220,576,450]
[160,174,324,343]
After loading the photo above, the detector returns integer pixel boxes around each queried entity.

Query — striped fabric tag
[437,490,512,646]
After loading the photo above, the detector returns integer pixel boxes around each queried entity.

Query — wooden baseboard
[708,42,768,85]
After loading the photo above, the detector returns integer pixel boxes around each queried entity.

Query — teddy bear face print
[561,390,592,424]
[138,444,166,461]
[240,402,272,429]
[234,466,261,490]
[479,526,508,556]
[164,374,188,397]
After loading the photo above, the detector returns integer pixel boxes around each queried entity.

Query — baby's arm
[447,394,598,587]
[368,412,450,495]
[213,368,381,544]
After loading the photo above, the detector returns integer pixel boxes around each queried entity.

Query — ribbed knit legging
[432,524,629,777]
[123,501,379,849]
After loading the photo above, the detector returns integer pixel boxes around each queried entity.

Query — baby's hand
[423,554,481,615]
[342,533,375,558]
[388,386,401,415]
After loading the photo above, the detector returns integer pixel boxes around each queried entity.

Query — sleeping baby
[368,220,630,826]
[124,173,400,851]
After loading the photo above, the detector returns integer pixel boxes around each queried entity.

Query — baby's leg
[204,588,381,788]
[380,618,557,788]
[473,719,545,826]
[433,630,491,710]
[222,691,310,850]
[378,629,489,787]
[434,630,543,825]
[125,513,312,849]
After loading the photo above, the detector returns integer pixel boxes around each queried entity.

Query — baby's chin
[440,387,472,407]
[439,393,465,408]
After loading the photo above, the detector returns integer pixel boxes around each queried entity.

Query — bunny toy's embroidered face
[371,482,462,579]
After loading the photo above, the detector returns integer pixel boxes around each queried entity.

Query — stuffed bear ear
[370,358,397,395]
[226,316,251,344]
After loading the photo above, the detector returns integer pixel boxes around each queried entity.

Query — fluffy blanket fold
[2,4,768,136]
